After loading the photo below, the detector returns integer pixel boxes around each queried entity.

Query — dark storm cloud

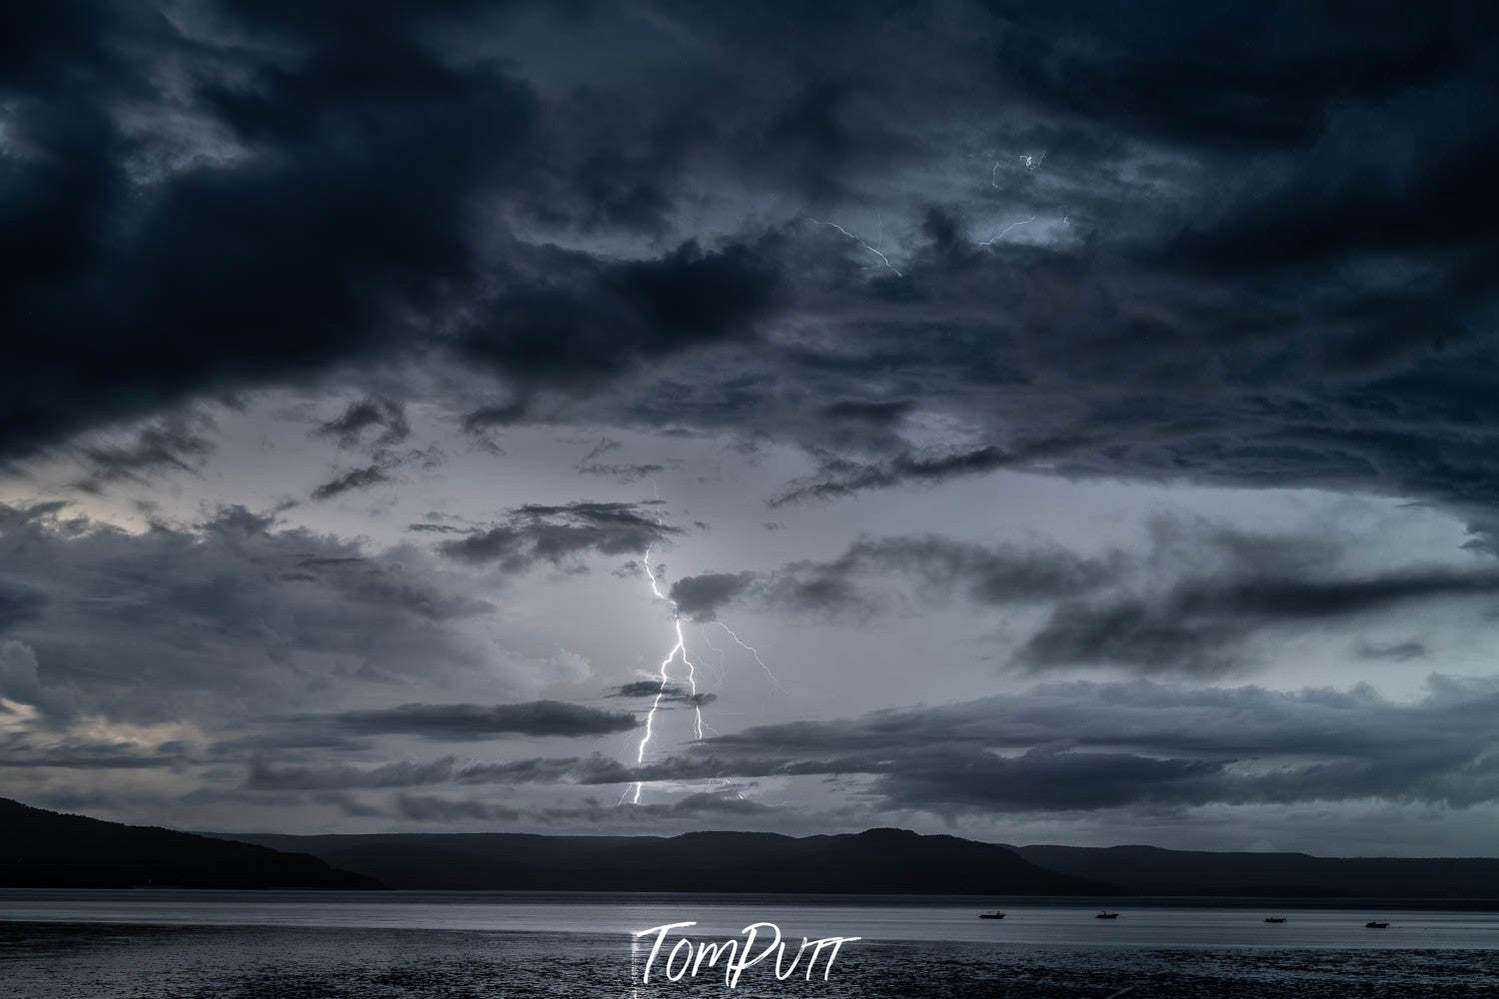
[0,641,78,721]
[819,400,917,425]
[1006,519,1499,677]
[0,1,784,466]
[0,739,188,771]
[437,500,679,571]
[326,700,638,740]
[0,501,496,724]
[392,790,772,825]
[395,793,522,823]
[614,680,678,698]
[663,674,1499,813]
[288,672,1499,814]
[314,397,410,451]
[453,239,783,388]
[0,583,47,631]
[606,680,716,708]
[310,464,390,501]
[6,0,1499,535]
[246,751,634,790]
[1017,555,1499,675]
[674,518,1499,675]
[73,415,216,493]
[669,534,1121,621]
[771,446,1018,506]
[1356,640,1429,662]
[668,572,759,622]
[0,1,529,459]
[577,462,668,483]
[249,755,463,791]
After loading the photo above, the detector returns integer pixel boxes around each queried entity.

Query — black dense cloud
[438,501,678,570]
[5,1,1499,534]
[327,700,638,740]
[0,0,779,464]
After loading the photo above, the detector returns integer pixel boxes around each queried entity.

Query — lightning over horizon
[625,545,705,805]
[620,504,784,805]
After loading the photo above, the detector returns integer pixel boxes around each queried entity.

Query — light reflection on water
[3,889,1499,950]
[5,892,1499,998]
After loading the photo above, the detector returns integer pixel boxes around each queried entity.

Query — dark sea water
[4,891,1499,998]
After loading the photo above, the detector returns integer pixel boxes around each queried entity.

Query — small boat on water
[1365,921,1390,929]
[978,911,1006,920]
[1264,917,1287,923]
[1095,911,1121,919]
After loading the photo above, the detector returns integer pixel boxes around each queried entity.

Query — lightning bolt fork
[626,545,706,805]
[805,218,903,277]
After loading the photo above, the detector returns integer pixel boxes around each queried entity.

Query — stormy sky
[4,0,1499,854]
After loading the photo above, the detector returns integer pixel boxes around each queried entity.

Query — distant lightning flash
[805,217,903,277]
[627,545,705,805]
[976,215,1035,247]
[714,621,782,692]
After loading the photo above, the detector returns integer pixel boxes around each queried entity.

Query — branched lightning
[620,506,782,805]
[805,217,903,277]
[627,545,705,805]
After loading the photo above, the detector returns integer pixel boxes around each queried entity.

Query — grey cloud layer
[670,534,1121,621]
[437,501,678,570]
[686,675,1499,813]
[326,700,638,740]
[244,674,1499,815]
[0,502,499,723]
[673,521,1499,676]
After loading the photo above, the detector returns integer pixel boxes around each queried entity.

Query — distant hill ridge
[230,826,1122,895]
[9,795,1499,899]
[1013,843,1499,900]
[0,797,380,889]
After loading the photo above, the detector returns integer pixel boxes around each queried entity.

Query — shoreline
[6,887,1499,911]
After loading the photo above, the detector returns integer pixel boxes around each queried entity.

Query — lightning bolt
[805,217,903,277]
[626,545,705,805]
[714,621,782,692]
[976,216,1035,247]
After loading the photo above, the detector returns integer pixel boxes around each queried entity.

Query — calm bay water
[4,891,1499,997]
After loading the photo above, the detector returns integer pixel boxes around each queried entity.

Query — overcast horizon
[6,1,1499,856]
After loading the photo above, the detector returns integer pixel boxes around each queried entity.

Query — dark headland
[0,798,380,889]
